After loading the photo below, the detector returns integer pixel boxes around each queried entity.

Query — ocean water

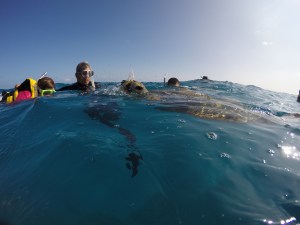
[0,80,300,225]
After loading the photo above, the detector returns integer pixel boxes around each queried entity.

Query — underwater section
[0,80,300,225]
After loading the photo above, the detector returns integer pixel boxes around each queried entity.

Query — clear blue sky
[1,0,299,94]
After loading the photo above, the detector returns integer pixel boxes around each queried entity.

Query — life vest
[5,78,38,104]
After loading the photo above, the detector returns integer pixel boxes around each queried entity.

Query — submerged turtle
[156,99,253,123]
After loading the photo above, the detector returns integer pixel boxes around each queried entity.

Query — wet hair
[167,77,180,86]
[76,61,91,73]
[37,77,55,90]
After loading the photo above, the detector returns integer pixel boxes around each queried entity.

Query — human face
[76,68,93,85]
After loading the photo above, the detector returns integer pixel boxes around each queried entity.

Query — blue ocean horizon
[1,80,300,225]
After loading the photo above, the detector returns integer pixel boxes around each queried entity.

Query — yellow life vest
[5,78,37,104]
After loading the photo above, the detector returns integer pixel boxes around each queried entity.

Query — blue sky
[1,0,299,95]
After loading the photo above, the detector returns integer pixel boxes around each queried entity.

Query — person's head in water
[75,62,94,86]
[37,77,56,96]
[121,80,148,95]
[167,77,180,87]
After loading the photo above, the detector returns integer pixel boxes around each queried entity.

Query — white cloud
[262,41,273,46]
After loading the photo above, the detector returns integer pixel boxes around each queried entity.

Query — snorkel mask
[39,88,56,96]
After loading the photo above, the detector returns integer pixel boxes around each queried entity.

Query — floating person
[162,77,211,99]
[198,76,211,83]
[58,61,100,92]
[1,75,56,104]
[164,77,210,98]
[167,77,180,87]
[297,90,300,103]
[1,78,38,104]
[37,76,56,96]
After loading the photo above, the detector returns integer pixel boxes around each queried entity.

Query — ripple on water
[220,153,231,158]
[206,132,218,140]
[267,149,275,156]
[262,216,297,225]
[280,145,300,160]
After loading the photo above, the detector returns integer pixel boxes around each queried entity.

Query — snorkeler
[58,61,100,92]
[167,77,180,87]
[37,76,56,96]
[1,74,56,104]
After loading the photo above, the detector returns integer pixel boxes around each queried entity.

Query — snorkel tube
[91,80,95,88]
[163,73,168,87]
[90,71,96,91]
[39,72,47,80]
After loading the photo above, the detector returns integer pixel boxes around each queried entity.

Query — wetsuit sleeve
[94,82,101,89]
[57,83,79,91]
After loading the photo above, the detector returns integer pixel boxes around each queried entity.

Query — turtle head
[121,80,148,95]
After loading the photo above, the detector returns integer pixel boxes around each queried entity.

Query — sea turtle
[155,99,253,123]
[120,79,271,123]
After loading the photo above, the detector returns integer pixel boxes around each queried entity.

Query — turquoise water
[1,80,300,225]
